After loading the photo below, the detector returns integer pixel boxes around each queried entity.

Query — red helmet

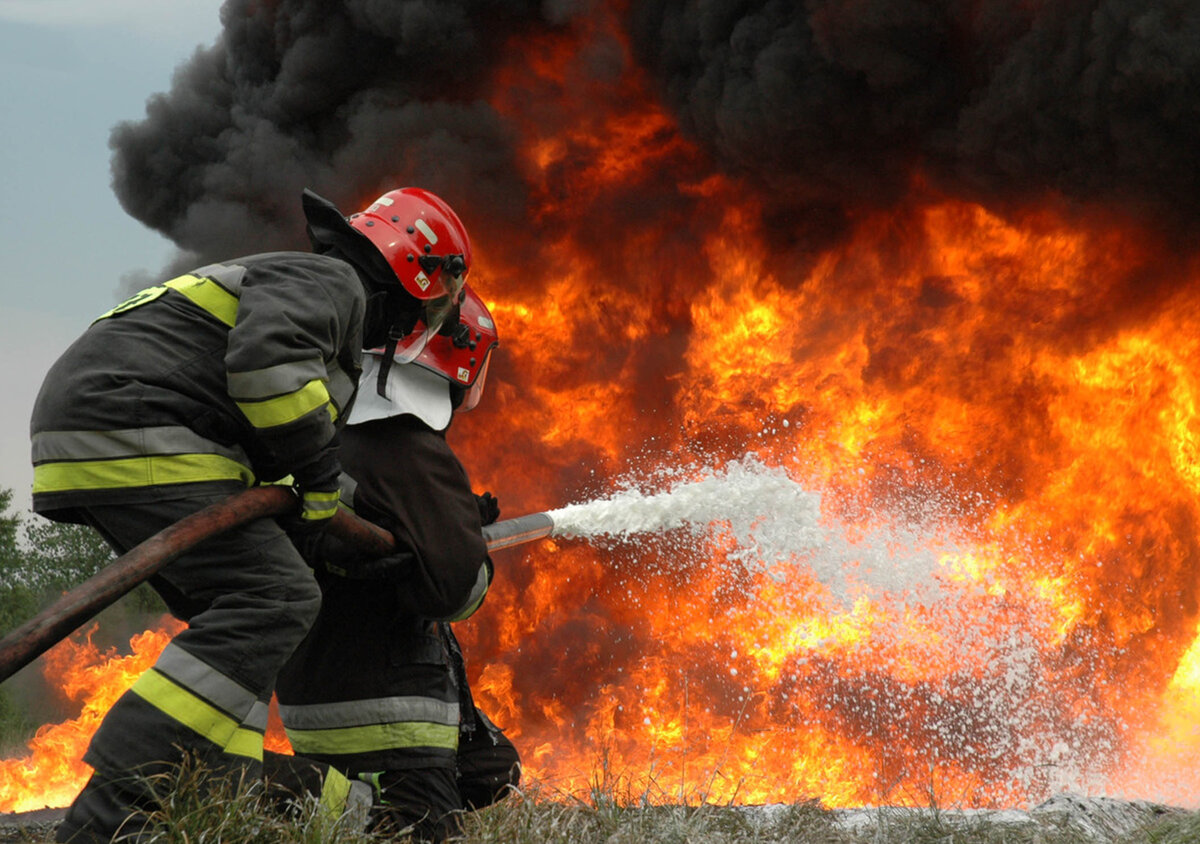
[350,187,472,363]
[349,187,472,300]
[411,285,499,412]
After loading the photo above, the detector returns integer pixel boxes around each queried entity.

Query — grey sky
[0,0,227,514]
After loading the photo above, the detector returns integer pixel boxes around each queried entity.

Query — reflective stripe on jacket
[30,252,363,516]
[280,693,461,760]
[278,613,462,771]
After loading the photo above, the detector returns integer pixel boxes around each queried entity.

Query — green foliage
[1143,810,1200,843]
[458,786,858,844]
[2,772,1198,844]
[0,488,166,639]
[20,516,114,588]
[0,488,170,751]
[0,504,111,638]
[0,489,24,635]
[0,685,37,754]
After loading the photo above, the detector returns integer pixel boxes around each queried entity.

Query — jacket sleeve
[224,254,364,473]
[330,416,493,621]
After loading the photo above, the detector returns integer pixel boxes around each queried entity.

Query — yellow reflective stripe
[319,768,352,822]
[164,275,239,327]
[93,274,241,324]
[94,285,169,320]
[446,589,487,623]
[33,454,255,494]
[302,490,340,521]
[287,721,459,756]
[224,727,266,761]
[153,643,263,726]
[237,380,332,429]
[130,670,263,761]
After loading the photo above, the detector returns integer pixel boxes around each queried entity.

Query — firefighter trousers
[54,493,321,843]
[261,710,520,843]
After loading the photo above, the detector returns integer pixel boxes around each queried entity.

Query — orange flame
[0,619,183,812]
[450,8,1200,810]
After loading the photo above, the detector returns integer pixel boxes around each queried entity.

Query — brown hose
[0,488,555,685]
[0,486,393,684]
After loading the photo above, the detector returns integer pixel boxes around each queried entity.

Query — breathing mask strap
[376,337,398,399]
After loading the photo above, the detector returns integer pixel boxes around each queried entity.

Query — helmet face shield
[409,285,498,411]
[458,355,491,413]
[423,269,466,334]
[379,270,465,364]
[416,253,468,298]
[387,320,435,364]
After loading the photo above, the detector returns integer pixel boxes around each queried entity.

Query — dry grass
[4,759,1199,844]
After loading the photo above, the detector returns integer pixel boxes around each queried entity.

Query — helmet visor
[457,355,491,413]
[389,268,466,364]
[388,321,435,364]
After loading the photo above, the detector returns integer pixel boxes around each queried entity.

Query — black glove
[284,441,342,549]
[475,491,500,526]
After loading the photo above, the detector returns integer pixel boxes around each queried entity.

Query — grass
[1140,811,1200,844]
[132,755,380,844]
[4,759,1199,844]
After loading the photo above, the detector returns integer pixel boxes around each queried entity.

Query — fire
[0,616,296,813]
[9,1,1200,816]
[449,7,1200,810]
[0,620,182,813]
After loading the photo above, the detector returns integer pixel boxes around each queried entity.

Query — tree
[0,489,164,638]
[0,487,41,638]
[0,488,165,748]
[0,491,116,637]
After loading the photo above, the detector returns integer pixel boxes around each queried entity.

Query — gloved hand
[284,441,342,556]
[475,491,500,526]
[326,513,416,580]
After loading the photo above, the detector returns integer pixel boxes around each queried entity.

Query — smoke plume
[111,0,1200,269]
[110,0,572,265]
[628,0,1200,224]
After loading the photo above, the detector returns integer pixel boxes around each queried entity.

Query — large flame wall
[450,192,1200,807]
[446,10,1200,808]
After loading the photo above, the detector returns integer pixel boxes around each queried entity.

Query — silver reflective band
[32,427,251,464]
[278,695,459,730]
[155,643,266,727]
[228,358,328,400]
[192,262,247,294]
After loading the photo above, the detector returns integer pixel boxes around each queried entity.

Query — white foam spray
[540,453,1139,802]
[549,455,823,564]
[547,454,961,604]
[544,454,1115,800]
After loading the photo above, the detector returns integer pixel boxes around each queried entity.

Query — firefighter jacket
[275,413,493,772]
[30,252,364,520]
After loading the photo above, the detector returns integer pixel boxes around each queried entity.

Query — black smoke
[111,0,1200,270]
[110,0,571,267]
[628,0,1200,228]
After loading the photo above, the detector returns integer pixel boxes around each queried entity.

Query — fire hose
[0,486,554,685]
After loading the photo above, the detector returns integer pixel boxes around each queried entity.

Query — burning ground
[7,0,1200,815]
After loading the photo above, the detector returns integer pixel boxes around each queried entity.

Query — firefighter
[270,285,520,842]
[31,186,475,843]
